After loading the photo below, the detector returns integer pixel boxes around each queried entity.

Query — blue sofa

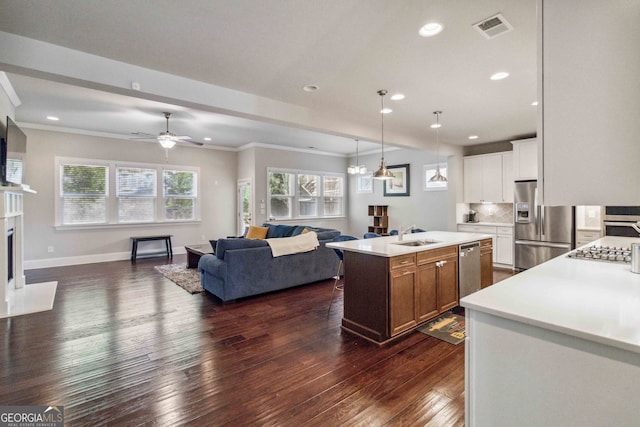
[198,224,341,302]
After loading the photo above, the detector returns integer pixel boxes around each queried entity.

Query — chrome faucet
[398,224,416,241]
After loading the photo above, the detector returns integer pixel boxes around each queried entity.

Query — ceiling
[0,0,537,156]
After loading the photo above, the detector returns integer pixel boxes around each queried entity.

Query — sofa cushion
[215,238,269,259]
[264,224,297,238]
[246,225,269,239]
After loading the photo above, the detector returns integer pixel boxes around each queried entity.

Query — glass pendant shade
[158,134,176,149]
[373,90,394,180]
[429,110,448,183]
[348,139,367,175]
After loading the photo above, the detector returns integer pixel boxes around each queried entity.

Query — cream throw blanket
[266,231,319,257]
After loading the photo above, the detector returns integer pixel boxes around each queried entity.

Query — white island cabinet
[461,236,640,427]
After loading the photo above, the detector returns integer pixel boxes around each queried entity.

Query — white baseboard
[25,247,187,270]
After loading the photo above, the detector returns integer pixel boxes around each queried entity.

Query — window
[269,171,295,219]
[423,163,448,191]
[116,167,156,223]
[56,157,199,227]
[61,163,108,225]
[268,168,344,219]
[6,157,23,184]
[163,170,197,220]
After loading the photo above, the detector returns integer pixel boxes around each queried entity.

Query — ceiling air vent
[473,13,513,39]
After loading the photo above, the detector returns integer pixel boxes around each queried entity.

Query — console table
[130,235,173,261]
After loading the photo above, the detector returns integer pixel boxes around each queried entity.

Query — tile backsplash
[468,203,514,224]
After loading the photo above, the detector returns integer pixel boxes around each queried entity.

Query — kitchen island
[327,231,492,344]
[461,236,640,427]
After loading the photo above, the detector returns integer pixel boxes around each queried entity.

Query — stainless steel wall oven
[603,206,640,237]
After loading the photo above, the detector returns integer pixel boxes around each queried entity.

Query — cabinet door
[481,154,503,202]
[416,262,438,323]
[389,267,417,336]
[502,152,514,203]
[437,257,459,313]
[464,156,483,203]
[496,234,513,265]
[513,139,538,181]
[480,248,493,289]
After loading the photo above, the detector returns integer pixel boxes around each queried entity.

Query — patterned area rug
[154,264,204,294]
[416,312,466,345]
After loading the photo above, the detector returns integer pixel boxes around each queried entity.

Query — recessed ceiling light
[204,137,212,141]
[390,93,405,101]
[531,101,539,106]
[46,116,59,121]
[303,85,319,92]
[380,108,393,114]
[490,72,509,81]
[419,22,443,37]
[468,135,479,140]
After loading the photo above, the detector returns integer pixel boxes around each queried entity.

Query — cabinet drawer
[480,238,493,249]
[389,253,416,270]
[576,230,601,240]
[497,226,513,235]
[458,224,497,234]
[417,246,458,265]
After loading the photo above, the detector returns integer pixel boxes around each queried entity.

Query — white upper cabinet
[464,152,513,203]
[502,152,514,203]
[539,0,640,205]
[511,138,537,181]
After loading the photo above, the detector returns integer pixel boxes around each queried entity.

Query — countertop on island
[326,231,492,257]
[461,236,640,354]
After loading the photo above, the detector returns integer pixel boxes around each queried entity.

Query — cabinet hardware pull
[441,260,447,265]
[403,271,412,275]
[400,260,410,264]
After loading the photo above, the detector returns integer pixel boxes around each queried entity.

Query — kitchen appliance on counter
[463,209,478,223]
[603,206,640,237]
[459,241,481,298]
[514,180,574,270]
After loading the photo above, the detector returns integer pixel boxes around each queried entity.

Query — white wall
[0,78,16,133]
[21,128,237,267]
[347,146,463,238]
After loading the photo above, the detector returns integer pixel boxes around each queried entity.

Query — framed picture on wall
[423,163,448,191]
[356,172,373,193]
[383,164,410,197]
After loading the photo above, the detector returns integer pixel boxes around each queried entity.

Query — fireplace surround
[1,186,56,318]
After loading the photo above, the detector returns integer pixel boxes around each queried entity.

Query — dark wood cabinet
[480,238,493,289]
[342,245,459,344]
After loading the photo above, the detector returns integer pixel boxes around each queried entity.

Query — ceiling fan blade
[174,135,192,140]
[184,140,204,146]
[131,131,155,137]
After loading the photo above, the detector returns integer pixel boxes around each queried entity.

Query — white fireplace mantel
[1,186,56,318]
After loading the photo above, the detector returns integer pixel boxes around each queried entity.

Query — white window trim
[423,163,448,191]
[55,156,201,228]
[267,167,345,220]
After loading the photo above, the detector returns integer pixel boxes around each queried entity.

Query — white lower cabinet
[496,227,513,265]
[458,224,513,267]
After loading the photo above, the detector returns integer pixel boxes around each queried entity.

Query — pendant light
[372,90,394,180]
[429,110,448,183]
[347,139,367,175]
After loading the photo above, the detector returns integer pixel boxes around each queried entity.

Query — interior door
[237,179,252,236]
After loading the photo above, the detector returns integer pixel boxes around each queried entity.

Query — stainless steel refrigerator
[514,180,574,270]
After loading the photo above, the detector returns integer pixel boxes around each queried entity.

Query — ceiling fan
[131,112,204,148]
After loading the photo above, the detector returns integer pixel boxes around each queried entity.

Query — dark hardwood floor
[1,257,516,426]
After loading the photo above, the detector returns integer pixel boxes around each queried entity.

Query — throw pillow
[246,225,269,239]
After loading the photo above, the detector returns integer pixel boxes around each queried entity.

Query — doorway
[237,179,252,236]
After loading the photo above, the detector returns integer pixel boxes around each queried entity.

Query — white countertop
[457,222,513,227]
[461,236,640,354]
[326,231,492,257]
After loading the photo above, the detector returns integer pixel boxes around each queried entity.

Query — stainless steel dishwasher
[459,241,481,298]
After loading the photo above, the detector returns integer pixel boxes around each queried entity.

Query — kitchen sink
[392,239,440,247]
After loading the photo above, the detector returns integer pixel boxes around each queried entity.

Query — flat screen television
[1,116,27,185]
